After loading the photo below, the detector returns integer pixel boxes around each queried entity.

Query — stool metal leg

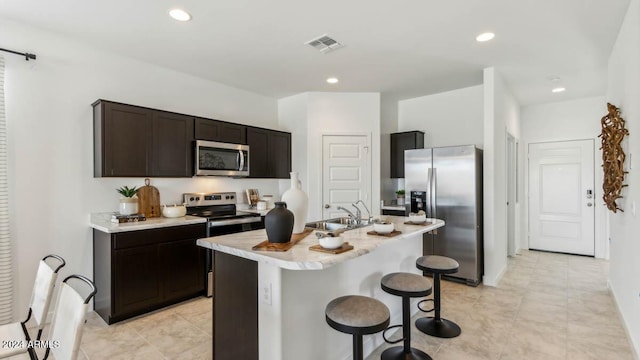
[415,272,461,338]
[381,296,432,360]
[353,334,363,360]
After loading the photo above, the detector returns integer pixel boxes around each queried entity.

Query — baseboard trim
[482,263,507,287]
[608,279,640,360]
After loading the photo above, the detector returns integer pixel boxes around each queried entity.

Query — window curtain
[0,56,12,324]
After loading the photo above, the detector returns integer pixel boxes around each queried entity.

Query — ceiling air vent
[305,34,344,54]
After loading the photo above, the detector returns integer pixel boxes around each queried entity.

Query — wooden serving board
[366,230,402,237]
[137,178,161,218]
[403,221,433,226]
[309,242,354,254]
[252,228,314,252]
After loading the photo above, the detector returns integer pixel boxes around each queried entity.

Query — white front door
[528,140,595,255]
[322,135,371,219]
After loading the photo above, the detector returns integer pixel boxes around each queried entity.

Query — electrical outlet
[261,282,272,305]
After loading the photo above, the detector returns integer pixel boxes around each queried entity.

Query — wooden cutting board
[137,178,161,218]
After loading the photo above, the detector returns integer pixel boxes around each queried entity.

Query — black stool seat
[381,272,432,297]
[415,255,461,339]
[380,273,433,360]
[416,255,459,273]
[326,295,390,360]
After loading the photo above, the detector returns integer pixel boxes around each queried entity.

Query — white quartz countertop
[90,213,207,233]
[196,216,444,270]
[381,205,407,211]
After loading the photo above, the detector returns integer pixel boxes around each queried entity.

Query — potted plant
[396,189,406,206]
[117,186,139,215]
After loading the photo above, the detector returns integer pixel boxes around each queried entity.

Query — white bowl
[373,222,394,234]
[162,204,187,218]
[319,235,345,249]
[408,213,427,224]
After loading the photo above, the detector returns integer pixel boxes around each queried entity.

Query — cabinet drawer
[113,224,206,250]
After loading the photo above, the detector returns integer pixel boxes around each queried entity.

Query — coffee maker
[410,190,427,214]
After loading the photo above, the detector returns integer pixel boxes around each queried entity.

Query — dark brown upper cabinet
[195,118,246,144]
[246,127,291,179]
[150,112,194,177]
[94,100,194,177]
[94,101,151,177]
[390,131,424,178]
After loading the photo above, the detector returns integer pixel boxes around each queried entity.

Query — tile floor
[71,250,634,360]
[366,250,635,360]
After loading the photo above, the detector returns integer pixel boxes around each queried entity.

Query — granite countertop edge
[197,216,444,270]
[90,213,207,233]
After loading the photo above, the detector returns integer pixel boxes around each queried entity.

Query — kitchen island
[197,216,444,360]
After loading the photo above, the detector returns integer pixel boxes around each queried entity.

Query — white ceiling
[0,0,630,105]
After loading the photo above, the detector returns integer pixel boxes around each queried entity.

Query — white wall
[277,93,309,195]
[380,94,400,204]
[520,97,608,258]
[606,0,640,355]
[278,92,381,222]
[1,17,281,319]
[483,67,520,286]
[398,85,484,148]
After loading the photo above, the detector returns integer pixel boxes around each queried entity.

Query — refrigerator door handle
[432,167,437,220]
[426,168,433,218]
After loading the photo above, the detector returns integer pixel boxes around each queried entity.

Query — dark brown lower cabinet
[94,223,206,324]
[213,251,258,360]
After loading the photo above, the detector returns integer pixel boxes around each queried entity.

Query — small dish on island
[373,221,394,234]
[319,235,345,249]
[408,211,426,224]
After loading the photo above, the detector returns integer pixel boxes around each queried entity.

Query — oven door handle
[208,217,261,227]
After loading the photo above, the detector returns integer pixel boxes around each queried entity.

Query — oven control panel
[183,192,236,207]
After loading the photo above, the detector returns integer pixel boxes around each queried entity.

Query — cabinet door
[269,131,291,178]
[101,102,151,177]
[159,238,205,301]
[113,244,161,316]
[195,118,246,144]
[150,111,194,177]
[390,131,424,178]
[246,127,270,178]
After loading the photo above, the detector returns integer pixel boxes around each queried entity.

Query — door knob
[587,203,593,207]
[324,204,330,209]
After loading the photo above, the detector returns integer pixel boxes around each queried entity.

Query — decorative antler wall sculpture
[599,103,629,213]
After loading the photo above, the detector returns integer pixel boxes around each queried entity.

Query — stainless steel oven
[194,140,249,177]
[184,192,264,297]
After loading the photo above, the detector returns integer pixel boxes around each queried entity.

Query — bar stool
[415,255,461,338]
[325,295,390,360]
[380,272,433,360]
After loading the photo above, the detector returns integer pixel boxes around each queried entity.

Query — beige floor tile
[74,250,635,360]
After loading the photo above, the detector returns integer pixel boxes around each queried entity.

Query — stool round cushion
[381,272,432,298]
[416,255,459,274]
[326,295,390,335]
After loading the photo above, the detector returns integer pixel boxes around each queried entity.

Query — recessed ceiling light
[552,87,566,93]
[326,77,339,84]
[476,32,495,42]
[169,8,191,21]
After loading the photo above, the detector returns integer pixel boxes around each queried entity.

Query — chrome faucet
[353,200,372,223]
[337,206,360,225]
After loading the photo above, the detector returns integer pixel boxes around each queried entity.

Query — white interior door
[322,135,371,219]
[528,140,594,255]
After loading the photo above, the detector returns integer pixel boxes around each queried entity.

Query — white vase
[281,172,308,234]
[119,198,138,215]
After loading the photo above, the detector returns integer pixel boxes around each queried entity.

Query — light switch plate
[261,282,272,305]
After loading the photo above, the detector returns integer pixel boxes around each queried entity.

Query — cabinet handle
[324,204,330,209]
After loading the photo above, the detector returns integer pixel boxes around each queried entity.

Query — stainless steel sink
[305,217,372,231]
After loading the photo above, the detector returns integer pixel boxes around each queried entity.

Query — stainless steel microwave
[194,140,249,176]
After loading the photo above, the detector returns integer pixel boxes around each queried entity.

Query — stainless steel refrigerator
[405,145,483,286]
